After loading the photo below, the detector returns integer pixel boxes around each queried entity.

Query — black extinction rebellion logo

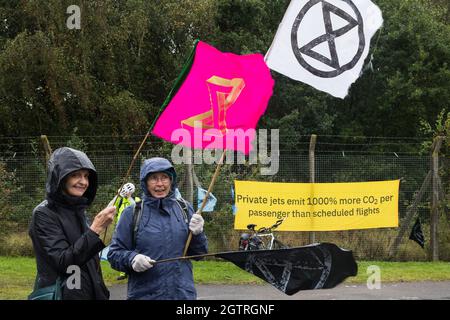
[291,0,365,78]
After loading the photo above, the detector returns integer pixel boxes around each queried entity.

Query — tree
[0,0,217,141]
[0,0,449,156]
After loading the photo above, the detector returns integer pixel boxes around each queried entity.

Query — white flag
[265,0,383,98]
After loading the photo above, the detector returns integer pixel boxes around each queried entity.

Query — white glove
[131,254,155,272]
[189,213,204,235]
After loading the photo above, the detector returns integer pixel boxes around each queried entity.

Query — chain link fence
[0,138,448,261]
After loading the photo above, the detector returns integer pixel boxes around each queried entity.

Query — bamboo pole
[185,148,194,204]
[182,151,226,256]
[154,252,218,265]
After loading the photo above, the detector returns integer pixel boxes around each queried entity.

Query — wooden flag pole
[102,129,152,244]
[182,151,226,256]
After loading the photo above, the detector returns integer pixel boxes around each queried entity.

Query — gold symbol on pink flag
[181,76,245,136]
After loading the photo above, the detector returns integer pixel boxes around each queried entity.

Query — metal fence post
[430,136,444,261]
[309,134,317,244]
[40,135,52,165]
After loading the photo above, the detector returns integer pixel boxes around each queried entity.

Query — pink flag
[152,41,274,155]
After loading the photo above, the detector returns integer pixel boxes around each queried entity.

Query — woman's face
[146,172,171,198]
[64,169,90,197]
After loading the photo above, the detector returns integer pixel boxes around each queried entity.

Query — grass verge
[1,257,449,299]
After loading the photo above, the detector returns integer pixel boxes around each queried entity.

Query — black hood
[46,147,98,206]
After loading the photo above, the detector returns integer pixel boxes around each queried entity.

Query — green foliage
[0,162,20,231]
[65,127,88,151]
[0,0,218,140]
[100,91,151,137]
[419,109,449,219]
[89,177,124,218]
[438,217,450,261]
[419,109,449,153]
[204,209,236,253]
[0,0,448,154]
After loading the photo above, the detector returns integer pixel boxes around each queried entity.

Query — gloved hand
[131,254,155,272]
[189,213,204,235]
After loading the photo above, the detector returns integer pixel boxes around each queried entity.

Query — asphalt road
[109,281,450,300]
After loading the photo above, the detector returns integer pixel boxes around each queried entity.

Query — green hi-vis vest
[114,196,141,225]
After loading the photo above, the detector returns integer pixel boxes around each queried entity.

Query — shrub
[204,208,235,252]
[0,232,34,257]
[0,162,21,234]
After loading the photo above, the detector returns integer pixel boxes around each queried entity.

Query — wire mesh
[0,138,446,261]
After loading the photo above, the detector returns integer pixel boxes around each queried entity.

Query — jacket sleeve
[107,206,138,273]
[32,209,105,274]
[186,202,208,258]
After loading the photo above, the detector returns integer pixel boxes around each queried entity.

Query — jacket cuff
[86,228,106,249]
[88,227,100,237]
[128,252,138,269]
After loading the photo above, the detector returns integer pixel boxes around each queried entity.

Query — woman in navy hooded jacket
[107,157,208,300]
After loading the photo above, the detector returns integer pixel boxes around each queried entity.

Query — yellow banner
[234,180,399,231]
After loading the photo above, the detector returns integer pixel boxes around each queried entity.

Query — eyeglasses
[147,174,170,184]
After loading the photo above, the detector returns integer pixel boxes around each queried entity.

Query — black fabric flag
[409,217,425,248]
[215,243,357,295]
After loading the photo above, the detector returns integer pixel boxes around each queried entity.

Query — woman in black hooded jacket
[29,147,116,300]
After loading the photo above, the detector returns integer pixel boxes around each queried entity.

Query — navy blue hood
[140,157,177,198]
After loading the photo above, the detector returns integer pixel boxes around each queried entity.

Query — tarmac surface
[109,281,450,300]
